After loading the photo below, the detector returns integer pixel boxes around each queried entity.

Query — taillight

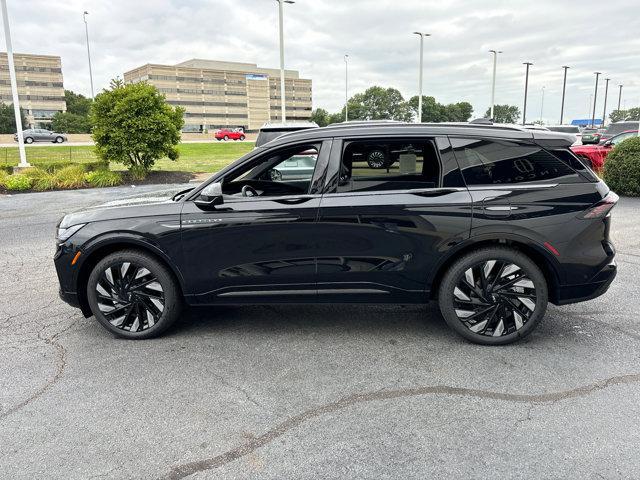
[577,191,619,219]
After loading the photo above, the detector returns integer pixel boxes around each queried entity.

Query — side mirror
[603,140,613,147]
[194,182,223,209]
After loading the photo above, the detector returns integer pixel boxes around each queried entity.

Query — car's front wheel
[87,250,182,339]
[54,136,64,143]
[438,247,548,345]
[223,135,229,141]
[25,137,34,144]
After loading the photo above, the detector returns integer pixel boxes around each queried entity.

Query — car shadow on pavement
[170,303,452,340]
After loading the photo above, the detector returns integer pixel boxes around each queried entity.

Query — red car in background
[571,130,638,170]
[215,128,246,141]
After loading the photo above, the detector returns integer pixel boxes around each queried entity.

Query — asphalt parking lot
[1,186,639,479]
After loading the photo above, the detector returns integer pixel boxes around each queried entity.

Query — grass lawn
[0,142,254,173]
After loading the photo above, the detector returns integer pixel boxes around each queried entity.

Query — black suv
[55,123,617,345]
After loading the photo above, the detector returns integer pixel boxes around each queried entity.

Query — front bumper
[59,288,80,308]
[553,259,617,305]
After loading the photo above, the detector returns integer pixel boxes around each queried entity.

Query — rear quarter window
[450,137,582,186]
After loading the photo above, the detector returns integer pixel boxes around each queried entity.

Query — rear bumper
[553,259,617,305]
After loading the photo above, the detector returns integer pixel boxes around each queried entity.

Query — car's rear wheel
[87,250,182,339]
[438,247,547,345]
[239,135,245,141]
[25,137,34,144]
[223,135,229,141]
[366,149,387,169]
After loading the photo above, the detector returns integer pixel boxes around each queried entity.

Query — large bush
[603,136,640,196]
[91,80,184,176]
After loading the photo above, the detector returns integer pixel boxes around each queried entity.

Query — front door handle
[274,196,315,205]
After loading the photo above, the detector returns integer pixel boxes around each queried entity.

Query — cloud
[3,0,639,123]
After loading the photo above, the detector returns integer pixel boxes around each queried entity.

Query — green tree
[0,103,27,134]
[64,90,92,116]
[408,96,474,122]
[610,108,640,122]
[90,80,185,175]
[485,104,521,124]
[310,108,330,127]
[346,86,412,122]
[51,111,92,133]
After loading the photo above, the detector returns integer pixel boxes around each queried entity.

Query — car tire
[240,135,245,141]
[366,149,387,169]
[25,137,34,144]
[55,136,64,143]
[438,247,548,345]
[224,135,229,141]
[87,250,183,339]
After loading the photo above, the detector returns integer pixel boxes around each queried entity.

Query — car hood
[59,187,189,228]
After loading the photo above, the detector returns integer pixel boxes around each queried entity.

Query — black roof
[264,121,575,148]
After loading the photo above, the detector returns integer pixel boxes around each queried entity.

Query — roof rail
[318,121,525,132]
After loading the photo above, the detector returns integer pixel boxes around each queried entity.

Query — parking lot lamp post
[413,32,430,123]
[522,62,533,125]
[591,72,601,128]
[1,0,28,168]
[539,86,545,124]
[489,50,502,120]
[617,84,623,111]
[276,0,294,123]
[83,11,95,99]
[344,54,348,122]
[602,78,610,127]
[560,66,569,125]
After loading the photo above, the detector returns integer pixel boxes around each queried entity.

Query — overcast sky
[5,0,640,123]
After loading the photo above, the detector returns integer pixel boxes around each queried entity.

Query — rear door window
[337,138,442,193]
[450,137,581,185]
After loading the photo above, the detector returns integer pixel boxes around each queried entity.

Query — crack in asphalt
[0,319,75,421]
[162,372,640,480]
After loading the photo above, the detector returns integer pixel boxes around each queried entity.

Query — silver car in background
[13,129,67,144]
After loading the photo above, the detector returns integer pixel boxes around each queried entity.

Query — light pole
[617,84,623,111]
[413,32,430,123]
[560,66,569,125]
[489,49,502,120]
[1,0,28,168]
[591,72,601,128]
[539,86,545,124]
[344,54,349,122]
[602,78,610,127]
[522,62,533,125]
[83,11,94,99]
[276,0,294,123]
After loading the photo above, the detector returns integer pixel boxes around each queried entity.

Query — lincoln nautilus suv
[55,122,617,345]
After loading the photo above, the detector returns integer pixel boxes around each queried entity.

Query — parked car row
[571,130,638,170]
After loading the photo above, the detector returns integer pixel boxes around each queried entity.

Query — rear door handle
[482,197,512,218]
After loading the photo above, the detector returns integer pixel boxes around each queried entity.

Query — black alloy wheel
[87,250,182,339]
[439,247,547,345]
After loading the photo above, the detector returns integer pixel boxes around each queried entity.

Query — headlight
[57,223,86,242]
